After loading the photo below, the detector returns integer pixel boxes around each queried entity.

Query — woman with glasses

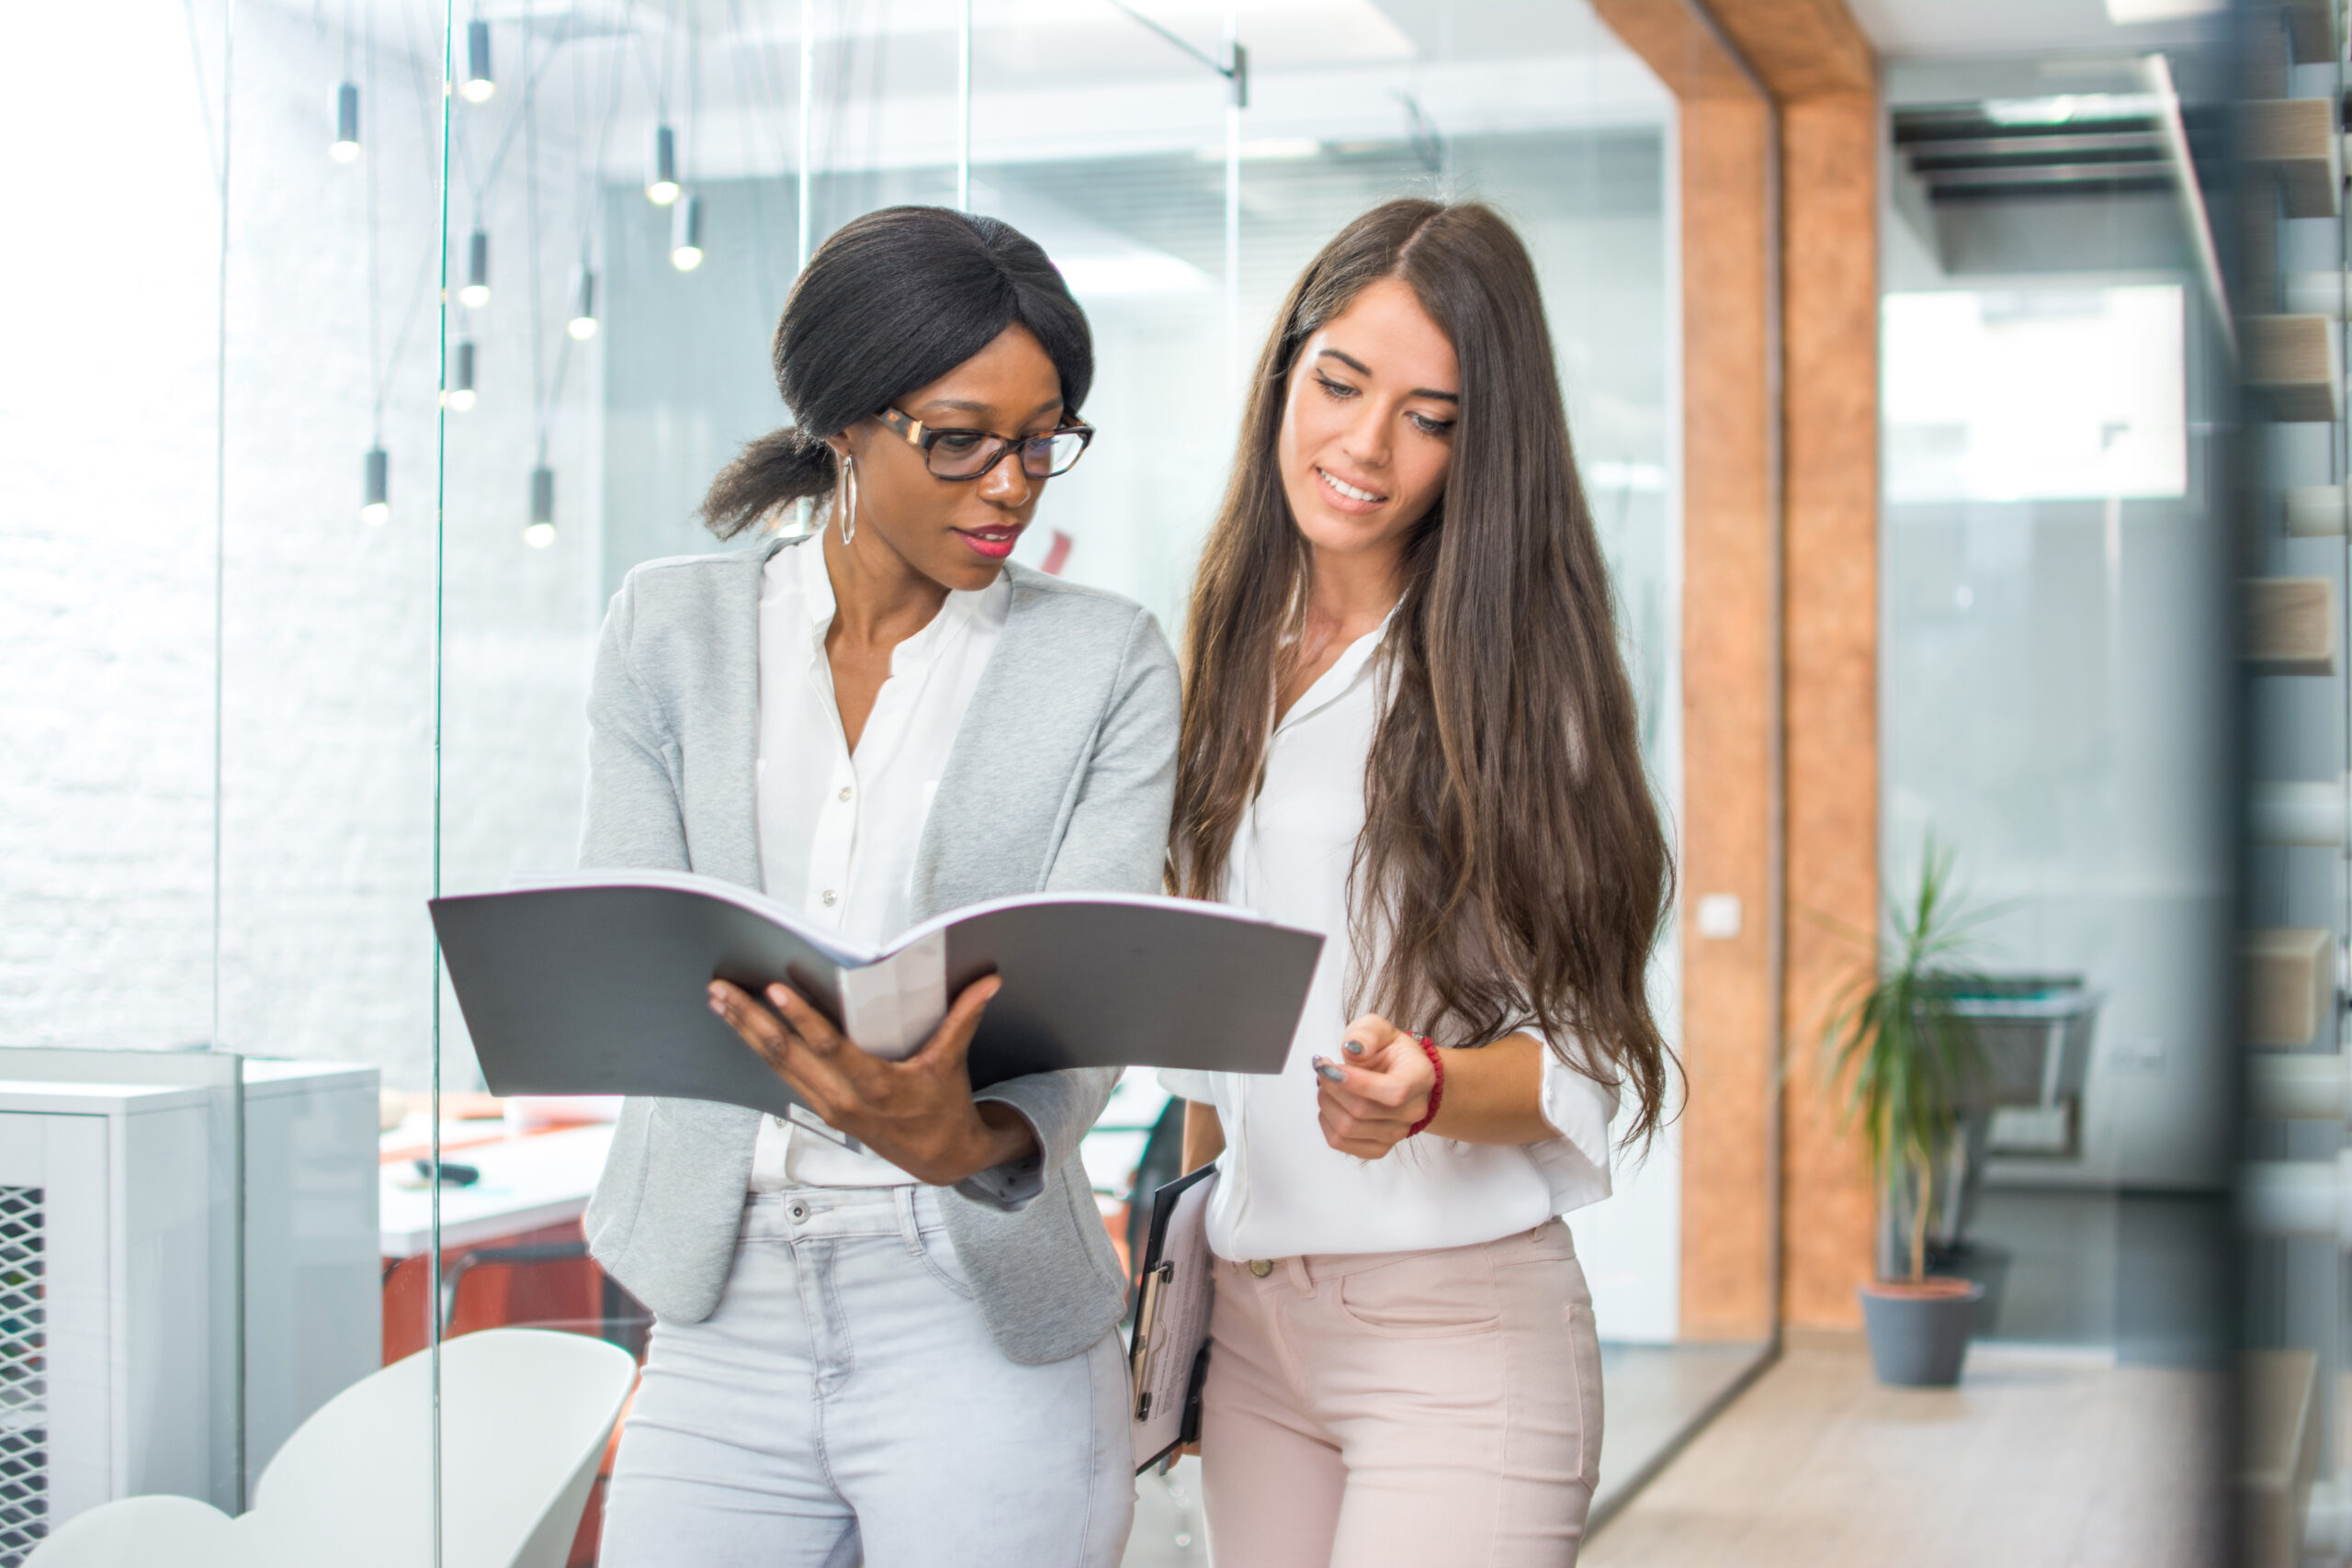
[586,205,1171,1568]
[1161,199,1675,1566]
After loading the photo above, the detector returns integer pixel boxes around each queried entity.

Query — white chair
[19,1494,240,1567]
[255,1327,639,1568]
[27,1328,638,1568]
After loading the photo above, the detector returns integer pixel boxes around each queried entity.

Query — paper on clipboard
[1129,1163,1218,1473]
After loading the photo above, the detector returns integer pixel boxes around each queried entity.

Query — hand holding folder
[1129,1163,1219,1473]
[708,970,1035,1186]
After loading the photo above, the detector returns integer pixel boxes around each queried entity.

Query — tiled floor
[1579,1339,2224,1568]
[1588,1340,1774,1526]
[1117,1187,2232,1565]
[1116,1340,1771,1567]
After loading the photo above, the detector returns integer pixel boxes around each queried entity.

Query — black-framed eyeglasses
[876,406,1095,480]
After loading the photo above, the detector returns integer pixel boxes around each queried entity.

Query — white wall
[2,1,599,1089]
[1,2,240,1054]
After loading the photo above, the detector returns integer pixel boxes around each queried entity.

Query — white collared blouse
[747,536,1011,1190]
[1160,614,1619,1261]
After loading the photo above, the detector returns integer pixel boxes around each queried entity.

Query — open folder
[429,872,1320,1122]
[1130,1163,1219,1473]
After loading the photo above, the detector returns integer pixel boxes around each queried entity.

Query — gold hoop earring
[837,454,858,546]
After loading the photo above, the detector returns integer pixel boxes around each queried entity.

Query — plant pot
[1857,1277,1984,1387]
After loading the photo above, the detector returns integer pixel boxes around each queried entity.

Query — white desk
[379,1124,616,1258]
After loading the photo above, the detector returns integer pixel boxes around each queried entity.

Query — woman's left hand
[708,974,1036,1186]
[1310,1013,1435,1160]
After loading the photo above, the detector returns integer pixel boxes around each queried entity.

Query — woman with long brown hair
[1160,197,1674,1565]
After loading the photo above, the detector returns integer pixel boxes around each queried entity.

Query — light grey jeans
[599,1184,1134,1568]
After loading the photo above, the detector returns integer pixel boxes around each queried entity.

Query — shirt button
[1248,1259,1273,1278]
[821,889,838,907]
[838,785,852,802]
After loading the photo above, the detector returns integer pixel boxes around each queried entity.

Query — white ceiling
[1844,0,2217,60]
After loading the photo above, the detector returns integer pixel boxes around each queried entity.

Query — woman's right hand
[707,973,1037,1185]
[1310,1012,1435,1159]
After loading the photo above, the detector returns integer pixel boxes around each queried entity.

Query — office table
[379,1122,617,1258]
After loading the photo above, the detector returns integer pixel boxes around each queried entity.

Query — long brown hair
[1173,197,1676,1142]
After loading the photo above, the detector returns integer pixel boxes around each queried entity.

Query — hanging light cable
[668,22,704,270]
[525,50,558,551]
[332,0,360,161]
[647,5,680,203]
[445,339,478,411]
[461,226,490,307]
[462,17,495,103]
[570,0,624,344]
[362,446,390,525]
[333,82,361,162]
[526,465,556,548]
[357,6,386,527]
[671,192,704,271]
[567,265,597,339]
[647,123,680,205]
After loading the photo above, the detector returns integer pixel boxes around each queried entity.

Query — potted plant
[1819,838,1995,1387]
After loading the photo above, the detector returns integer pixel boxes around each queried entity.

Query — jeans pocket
[1333,1251,1501,1337]
[911,1223,976,1300]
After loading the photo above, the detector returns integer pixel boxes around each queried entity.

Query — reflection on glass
[1884,286,2187,502]
[1880,57,2229,1375]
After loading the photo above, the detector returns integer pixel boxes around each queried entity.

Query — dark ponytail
[701,205,1095,539]
[702,428,836,537]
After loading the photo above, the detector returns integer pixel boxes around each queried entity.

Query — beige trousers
[1197,1219,1602,1568]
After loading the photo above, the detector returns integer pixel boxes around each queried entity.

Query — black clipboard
[1127,1162,1218,1473]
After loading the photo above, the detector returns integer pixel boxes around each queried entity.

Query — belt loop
[893,1183,925,1257]
[1287,1255,1315,1296]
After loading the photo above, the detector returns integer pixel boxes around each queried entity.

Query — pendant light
[461,228,489,308]
[332,82,360,162]
[461,18,495,103]
[647,124,680,206]
[670,193,703,272]
[526,465,557,548]
[567,265,597,340]
[445,340,478,412]
[361,446,390,525]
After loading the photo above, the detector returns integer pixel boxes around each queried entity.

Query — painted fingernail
[1313,1058,1345,1083]
[1342,1040,1364,1056]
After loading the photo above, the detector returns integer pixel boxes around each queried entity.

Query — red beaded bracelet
[1406,1034,1444,1137]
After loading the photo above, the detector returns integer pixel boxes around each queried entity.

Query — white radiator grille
[0,1187,44,1568]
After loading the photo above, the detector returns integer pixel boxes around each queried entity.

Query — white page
[837,929,948,1059]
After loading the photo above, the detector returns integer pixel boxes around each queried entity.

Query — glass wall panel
[2237,1,2352,1546]
[424,4,1690,1561]
[1,0,452,1557]
[1878,54,2232,1364]
[215,0,449,1443]
[5,3,1700,1561]
[597,6,966,592]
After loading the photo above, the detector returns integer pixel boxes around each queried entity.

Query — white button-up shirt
[749,538,1010,1190]
[1161,613,1618,1260]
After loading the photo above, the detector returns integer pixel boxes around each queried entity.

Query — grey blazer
[577,532,1179,1365]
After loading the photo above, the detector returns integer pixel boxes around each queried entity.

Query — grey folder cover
[429,871,1321,1120]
